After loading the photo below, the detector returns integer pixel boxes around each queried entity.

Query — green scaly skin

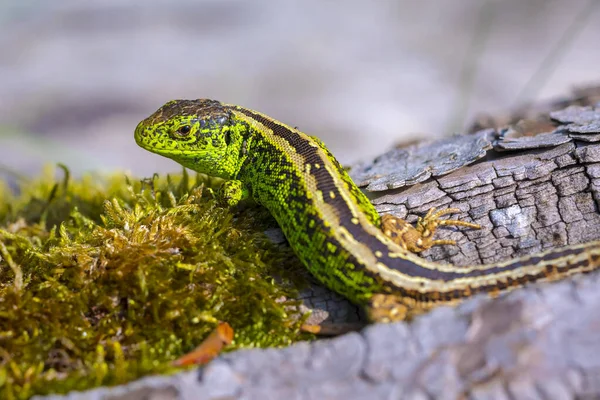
[135,99,600,322]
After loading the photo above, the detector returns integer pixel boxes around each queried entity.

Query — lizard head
[135,99,244,179]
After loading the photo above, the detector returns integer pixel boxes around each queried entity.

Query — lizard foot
[365,294,409,323]
[381,207,480,253]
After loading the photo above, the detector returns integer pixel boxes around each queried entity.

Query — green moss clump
[0,166,308,399]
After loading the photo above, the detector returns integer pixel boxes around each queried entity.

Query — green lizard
[135,99,600,322]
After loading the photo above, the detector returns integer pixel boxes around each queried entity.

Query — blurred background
[1,0,599,178]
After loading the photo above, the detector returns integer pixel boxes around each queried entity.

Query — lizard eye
[176,125,192,136]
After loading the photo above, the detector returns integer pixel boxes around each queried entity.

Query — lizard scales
[135,99,600,322]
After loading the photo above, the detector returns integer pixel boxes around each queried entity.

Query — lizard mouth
[134,123,172,154]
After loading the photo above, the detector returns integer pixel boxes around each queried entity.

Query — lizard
[134,99,600,323]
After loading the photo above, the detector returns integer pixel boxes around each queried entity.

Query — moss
[0,165,309,399]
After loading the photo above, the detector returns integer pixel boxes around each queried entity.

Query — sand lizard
[135,99,600,322]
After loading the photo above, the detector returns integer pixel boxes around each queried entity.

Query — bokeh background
[1,0,599,178]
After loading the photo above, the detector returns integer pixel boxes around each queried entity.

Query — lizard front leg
[218,180,250,207]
